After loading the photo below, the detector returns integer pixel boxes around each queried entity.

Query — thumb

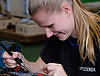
[43,64,49,74]
[12,52,19,58]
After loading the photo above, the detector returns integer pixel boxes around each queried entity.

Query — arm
[3,52,68,76]
[23,57,46,73]
[2,51,46,73]
[43,63,67,76]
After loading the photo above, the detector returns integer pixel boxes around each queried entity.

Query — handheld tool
[0,42,31,72]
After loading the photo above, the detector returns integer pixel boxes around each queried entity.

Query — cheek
[52,25,61,31]
[63,19,74,31]
[52,16,74,31]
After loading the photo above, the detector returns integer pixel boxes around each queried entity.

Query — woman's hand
[43,63,67,76]
[2,51,20,68]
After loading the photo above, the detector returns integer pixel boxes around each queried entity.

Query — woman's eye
[48,24,54,28]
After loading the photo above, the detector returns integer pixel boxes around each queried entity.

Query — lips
[54,32,61,37]
[53,33,58,36]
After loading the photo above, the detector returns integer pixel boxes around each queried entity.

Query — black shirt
[40,36,100,76]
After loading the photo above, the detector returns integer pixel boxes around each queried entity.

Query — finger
[4,58,16,64]
[47,63,61,71]
[3,52,12,59]
[47,63,61,66]
[43,63,56,74]
[12,52,19,58]
[3,58,17,66]
[3,59,17,68]
[43,65,49,74]
[3,60,16,66]
[5,63,17,68]
[48,70,55,76]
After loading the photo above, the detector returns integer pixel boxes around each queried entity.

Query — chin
[58,37,67,41]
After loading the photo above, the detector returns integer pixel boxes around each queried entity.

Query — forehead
[33,11,50,21]
[32,11,56,26]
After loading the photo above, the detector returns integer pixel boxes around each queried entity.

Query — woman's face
[32,7,76,41]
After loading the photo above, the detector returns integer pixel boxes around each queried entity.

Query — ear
[61,4,71,16]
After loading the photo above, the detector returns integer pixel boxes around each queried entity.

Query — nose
[45,28,53,38]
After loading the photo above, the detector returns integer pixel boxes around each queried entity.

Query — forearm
[24,60,40,73]
[21,55,40,73]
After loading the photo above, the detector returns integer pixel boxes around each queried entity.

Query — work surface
[0,29,46,43]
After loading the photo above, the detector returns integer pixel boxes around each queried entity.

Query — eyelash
[48,24,54,28]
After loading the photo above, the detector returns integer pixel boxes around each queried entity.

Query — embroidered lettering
[79,66,96,72]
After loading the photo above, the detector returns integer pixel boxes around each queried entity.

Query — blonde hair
[72,0,100,64]
[28,0,100,64]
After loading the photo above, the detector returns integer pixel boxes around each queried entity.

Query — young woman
[3,0,100,76]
